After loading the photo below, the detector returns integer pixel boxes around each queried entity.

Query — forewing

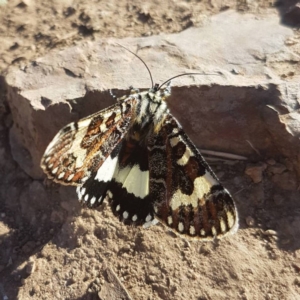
[148,114,238,240]
[41,97,137,185]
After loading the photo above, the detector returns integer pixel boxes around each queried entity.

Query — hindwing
[107,138,155,225]
[76,137,155,225]
[148,114,238,239]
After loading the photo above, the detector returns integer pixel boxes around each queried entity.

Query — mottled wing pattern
[148,114,238,240]
[77,137,155,225]
[41,97,137,186]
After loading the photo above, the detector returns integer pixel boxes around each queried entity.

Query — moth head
[150,82,171,101]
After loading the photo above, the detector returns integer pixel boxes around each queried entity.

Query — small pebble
[267,163,287,175]
[294,278,300,287]
[245,216,255,226]
[263,229,277,236]
[26,261,35,275]
[266,159,276,165]
[245,163,267,183]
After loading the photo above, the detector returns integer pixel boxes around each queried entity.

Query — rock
[262,229,277,236]
[17,0,32,7]
[22,241,36,254]
[199,243,212,256]
[267,163,287,175]
[245,163,267,183]
[245,216,255,227]
[294,278,300,287]
[0,221,10,236]
[272,171,298,191]
[25,260,35,275]
[98,265,133,300]
[58,186,79,212]
[5,11,300,180]
[266,158,276,165]
[284,158,295,172]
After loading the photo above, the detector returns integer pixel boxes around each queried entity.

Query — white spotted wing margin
[148,114,238,240]
[41,96,138,185]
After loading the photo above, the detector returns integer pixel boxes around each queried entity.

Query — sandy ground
[0,1,300,300]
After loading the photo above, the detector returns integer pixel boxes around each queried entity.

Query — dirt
[0,1,300,300]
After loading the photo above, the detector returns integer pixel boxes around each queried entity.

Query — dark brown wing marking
[41,97,137,185]
[107,138,155,226]
[148,114,238,240]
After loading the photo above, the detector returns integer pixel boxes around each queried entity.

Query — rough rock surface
[5,11,300,180]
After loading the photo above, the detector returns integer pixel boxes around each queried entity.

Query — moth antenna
[157,72,221,91]
[115,43,154,89]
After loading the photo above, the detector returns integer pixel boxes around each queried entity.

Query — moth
[41,49,238,240]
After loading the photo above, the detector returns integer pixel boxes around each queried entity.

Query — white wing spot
[178,222,184,233]
[132,215,138,222]
[167,216,173,225]
[67,174,75,181]
[99,123,107,133]
[200,229,206,236]
[107,190,113,198]
[219,217,227,233]
[227,211,235,229]
[52,167,58,174]
[76,187,82,199]
[81,187,86,196]
[145,214,152,222]
[172,128,179,134]
[84,194,89,202]
[90,196,96,205]
[57,172,65,179]
[169,136,180,147]
[81,175,89,182]
[189,225,196,235]
[123,211,129,219]
[48,163,53,169]
[116,205,121,212]
[177,146,193,166]
[211,226,217,236]
[45,157,50,163]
